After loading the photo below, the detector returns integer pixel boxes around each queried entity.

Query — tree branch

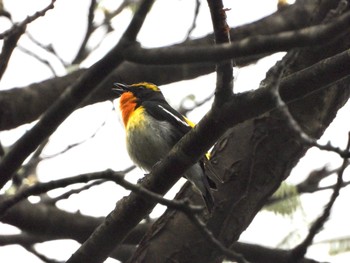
[71,0,97,65]
[123,10,350,64]
[1,167,199,217]
[207,0,234,105]
[290,133,350,261]
[0,0,56,39]
[0,26,25,80]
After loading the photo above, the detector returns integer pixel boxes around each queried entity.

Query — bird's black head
[113,82,165,102]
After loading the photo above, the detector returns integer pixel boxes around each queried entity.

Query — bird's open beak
[112,83,130,97]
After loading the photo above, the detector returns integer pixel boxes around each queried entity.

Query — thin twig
[12,138,49,188]
[72,0,97,64]
[185,0,201,40]
[0,0,56,39]
[43,179,107,205]
[324,0,348,23]
[290,132,350,261]
[23,245,64,263]
[0,168,201,218]
[268,51,350,157]
[267,163,350,205]
[106,0,141,19]
[178,92,214,116]
[42,110,111,160]
[25,31,68,67]
[17,45,57,76]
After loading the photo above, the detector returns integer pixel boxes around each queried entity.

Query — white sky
[1,0,350,262]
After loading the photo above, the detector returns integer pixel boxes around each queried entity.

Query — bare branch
[1,197,152,246]
[0,232,49,246]
[103,0,141,20]
[0,169,128,216]
[16,45,57,76]
[178,93,214,116]
[0,1,11,19]
[23,245,64,263]
[25,31,68,67]
[43,179,107,205]
[267,51,350,158]
[72,0,97,64]
[0,26,25,80]
[207,0,234,104]
[42,109,112,160]
[11,138,49,188]
[267,164,350,206]
[0,0,56,40]
[290,133,350,261]
[185,0,201,40]
[223,48,350,134]
[124,10,350,64]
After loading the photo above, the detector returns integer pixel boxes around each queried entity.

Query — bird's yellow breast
[126,106,146,130]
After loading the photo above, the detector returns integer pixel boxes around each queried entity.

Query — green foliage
[328,237,350,255]
[264,182,301,216]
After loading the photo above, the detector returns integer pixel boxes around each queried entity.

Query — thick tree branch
[207,0,234,105]
[123,10,350,64]
[224,48,350,129]
[0,26,25,80]
[0,198,320,262]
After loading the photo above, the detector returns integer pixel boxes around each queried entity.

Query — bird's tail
[202,185,215,213]
[185,164,215,213]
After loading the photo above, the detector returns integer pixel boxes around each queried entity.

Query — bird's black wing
[143,101,192,136]
[144,101,221,189]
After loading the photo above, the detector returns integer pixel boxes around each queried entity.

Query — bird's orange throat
[119,92,138,127]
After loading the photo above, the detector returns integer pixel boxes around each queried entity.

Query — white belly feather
[126,110,175,172]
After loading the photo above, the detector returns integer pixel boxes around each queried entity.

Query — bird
[113,82,216,212]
